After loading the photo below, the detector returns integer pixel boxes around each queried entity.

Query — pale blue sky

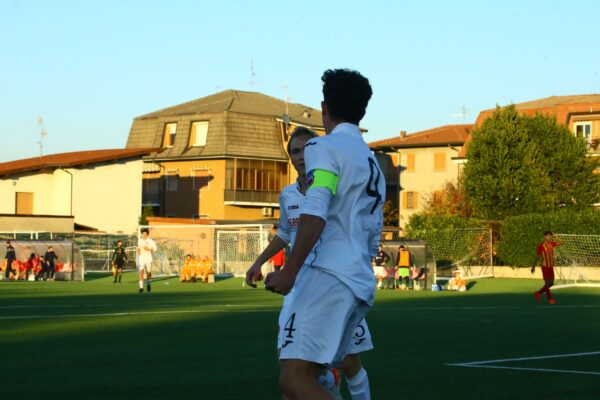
[1,0,599,162]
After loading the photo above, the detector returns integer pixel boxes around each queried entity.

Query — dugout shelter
[379,239,436,289]
[0,240,85,281]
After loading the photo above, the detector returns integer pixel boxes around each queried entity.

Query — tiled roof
[136,89,323,127]
[126,90,324,160]
[0,148,158,177]
[369,124,473,150]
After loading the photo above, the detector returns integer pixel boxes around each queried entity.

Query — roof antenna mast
[36,116,47,157]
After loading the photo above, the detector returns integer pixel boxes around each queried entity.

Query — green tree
[139,203,154,226]
[464,106,600,219]
[383,200,399,226]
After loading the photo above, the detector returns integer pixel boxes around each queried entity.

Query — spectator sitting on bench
[180,254,194,282]
[199,256,214,283]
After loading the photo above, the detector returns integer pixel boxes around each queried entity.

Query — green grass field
[2,275,599,400]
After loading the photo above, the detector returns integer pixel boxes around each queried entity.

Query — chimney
[400,130,407,138]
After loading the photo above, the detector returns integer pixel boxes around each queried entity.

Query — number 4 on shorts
[281,313,296,349]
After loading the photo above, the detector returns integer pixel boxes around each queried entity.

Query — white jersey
[276,182,305,248]
[302,123,385,305]
[137,237,157,262]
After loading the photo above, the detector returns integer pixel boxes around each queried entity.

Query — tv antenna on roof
[36,116,47,157]
[450,105,469,123]
[250,59,257,85]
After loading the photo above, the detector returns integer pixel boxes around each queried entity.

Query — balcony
[224,189,280,206]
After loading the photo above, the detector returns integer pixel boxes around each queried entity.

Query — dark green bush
[498,208,600,266]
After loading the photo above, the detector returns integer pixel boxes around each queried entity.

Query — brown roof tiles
[0,148,158,177]
[369,124,473,150]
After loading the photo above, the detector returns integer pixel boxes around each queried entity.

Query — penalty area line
[448,350,600,376]
[447,363,600,376]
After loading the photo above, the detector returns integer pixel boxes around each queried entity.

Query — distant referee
[112,240,128,283]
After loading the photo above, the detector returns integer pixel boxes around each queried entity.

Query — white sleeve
[276,192,291,244]
[301,187,333,222]
[302,138,338,221]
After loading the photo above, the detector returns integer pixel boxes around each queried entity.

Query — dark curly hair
[321,69,372,125]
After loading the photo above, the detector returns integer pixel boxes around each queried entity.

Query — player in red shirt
[531,231,563,304]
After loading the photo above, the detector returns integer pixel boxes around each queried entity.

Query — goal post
[552,233,600,289]
[137,224,271,277]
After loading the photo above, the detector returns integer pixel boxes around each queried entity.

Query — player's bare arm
[245,235,288,288]
[265,214,325,295]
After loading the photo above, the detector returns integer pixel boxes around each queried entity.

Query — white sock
[139,280,143,289]
[346,368,370,400]
[318,369,336,389]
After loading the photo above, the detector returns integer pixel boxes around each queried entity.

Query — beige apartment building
[370,125,473,227]
[0,148,155,233]
[126,90,324,221]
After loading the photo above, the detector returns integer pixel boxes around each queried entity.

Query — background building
[0,148,155,233]
[370,124,473,227]
[126,90,325,221]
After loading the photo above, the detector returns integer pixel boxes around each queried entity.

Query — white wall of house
[0,159,143,233]
[398,146,463,227]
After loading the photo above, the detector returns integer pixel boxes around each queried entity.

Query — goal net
[426,228,493,279]
[0,240,85,281]
[553,234,600,288]
[138,224,271,277]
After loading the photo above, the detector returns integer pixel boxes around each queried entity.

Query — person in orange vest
[180,254,193,282]
[200,256,214,283]
[396,245,413,290]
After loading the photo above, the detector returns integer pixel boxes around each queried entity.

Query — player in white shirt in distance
[137,228,157,293]
[246,127,374,400]
[264,69,384,400]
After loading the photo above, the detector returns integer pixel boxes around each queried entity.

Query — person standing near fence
[531,231,563,304]
[112,240,128,284]
[137,228,157,293]
[396,245,412,290]
[44,246,58,281]
[4,241,16,280]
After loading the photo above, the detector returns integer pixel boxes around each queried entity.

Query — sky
[1,0,599,163]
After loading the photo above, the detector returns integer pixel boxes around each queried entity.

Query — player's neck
[297,176,307,194]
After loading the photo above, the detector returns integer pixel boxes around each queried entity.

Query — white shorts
[278,290,373,355]
[138,259,153,273]
[277,266,371,366]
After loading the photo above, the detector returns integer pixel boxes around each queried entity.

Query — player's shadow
[466,281,477,290]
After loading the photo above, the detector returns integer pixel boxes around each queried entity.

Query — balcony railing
[224,189,280,205]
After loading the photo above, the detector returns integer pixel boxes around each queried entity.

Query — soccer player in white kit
[246,127,375,399]
[137,228,157,293]
[264,69,385,400]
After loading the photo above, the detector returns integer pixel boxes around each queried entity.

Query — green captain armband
[307,169,339,195]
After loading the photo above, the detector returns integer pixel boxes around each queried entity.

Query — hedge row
[405,208,600,267]
[497,208,600,266]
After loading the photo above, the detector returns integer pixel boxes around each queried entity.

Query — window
[142,179,160,205]
[402,191,419,209]
[190,121,209,147]
[574,122,592,145]
[15,192,34,214]
[434,153,446,171]
[406,154,415,172]
[163,123,177,148]
[165,173,178,192]
[225,159,288,191]
[192,169,210,191]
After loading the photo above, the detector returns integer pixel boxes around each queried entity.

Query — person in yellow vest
[200,256,214,283]
[180,254,193,282]
[396,245,413,290]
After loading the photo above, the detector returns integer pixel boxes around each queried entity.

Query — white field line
[0,308,281,320]
[450,364,600,376]
[448,350,600,376]
[2,304,600,321]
